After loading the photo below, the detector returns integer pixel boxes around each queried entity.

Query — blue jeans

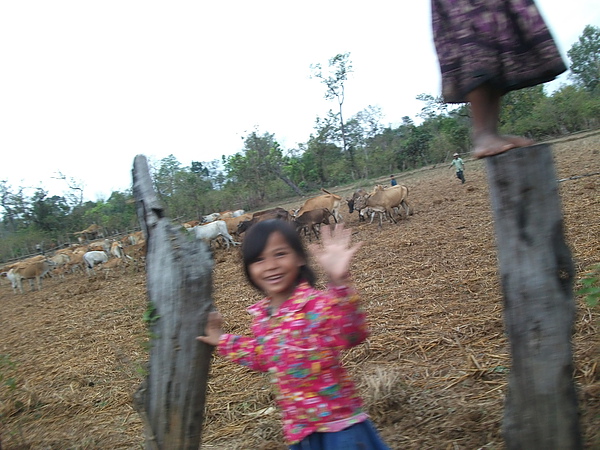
[289,420,390,450]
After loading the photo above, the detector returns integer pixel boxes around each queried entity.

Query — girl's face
[247,231,304,305]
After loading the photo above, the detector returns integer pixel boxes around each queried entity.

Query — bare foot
[472,134,535,159]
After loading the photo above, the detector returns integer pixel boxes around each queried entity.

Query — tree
[190,161,210,178]
[245,132,303,196]
[500,86,547,136]
[29,189,70,232]
[153,154,183,200]
[311,53,357,176]
[302,113,346,187]
[0,181,28,233]
[416,93,452,120]
[567,25,600,93]
[51,171,86,207]
[346,106,383,178]
[225,131,303,207]
[152,154,210,219]
[365,127,404,175]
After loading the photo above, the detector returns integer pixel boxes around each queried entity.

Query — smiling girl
[197,219,389,449]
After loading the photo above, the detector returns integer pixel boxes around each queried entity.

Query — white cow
[201,212,220,224]
[83,251,109,275]
[191,220,239,249]
[4,269,19,293]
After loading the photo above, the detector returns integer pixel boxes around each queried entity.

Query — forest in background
[1,25,598,262]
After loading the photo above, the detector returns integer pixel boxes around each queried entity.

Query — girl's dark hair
[242,219,317,290]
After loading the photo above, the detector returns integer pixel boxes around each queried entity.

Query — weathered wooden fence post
[132,154,214,450]
[485,144,582,449]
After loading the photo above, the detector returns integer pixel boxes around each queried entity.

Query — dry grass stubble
[0,132,598,449]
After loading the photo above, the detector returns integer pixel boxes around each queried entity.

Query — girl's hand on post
[196,311,224,346]
[309,223,362,286]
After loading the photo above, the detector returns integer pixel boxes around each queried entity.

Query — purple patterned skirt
[431,0,567,103]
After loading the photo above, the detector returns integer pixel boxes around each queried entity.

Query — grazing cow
[191,220,239,249]
[296,190,344,223]
[3,269,19,293]
[101,257,129,279]
[218,209,246,219]
[201,212,221,224]
[182,220,200,229]
[110,241,129,259]
[48,253,71,277]
[11,259,57,293]
[87,239,111,253]
[361,206,395,225]
[126,231,145,246]
[125,241,147,272]
[222,213,253,236]
[83,251,109,275]
[217,210,234,219]
[347,189,369,221]
[354,184,411,227]
[293,208,334,241]
[237,207,290,234]
[48,252,71,266]
[66,250,86,274]
[73,224,104,242]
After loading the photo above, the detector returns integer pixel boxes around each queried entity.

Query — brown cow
[354,184,411,227]
[182,220,201,229]
[73,224,104,242]
[12,258,56,293]
[222,213,253,236]
[127,231,145,246]
[296,190,344,223]
[48,253,71,278]
[293,208,334,241]
[110,241,129,259]
[238,207,290,234]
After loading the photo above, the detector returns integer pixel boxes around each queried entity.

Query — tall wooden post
[132,155,214,450]
[485,144,581,449]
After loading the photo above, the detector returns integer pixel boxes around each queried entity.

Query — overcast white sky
[1,1,598,202]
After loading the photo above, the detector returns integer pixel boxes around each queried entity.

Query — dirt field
[1,132,598,449]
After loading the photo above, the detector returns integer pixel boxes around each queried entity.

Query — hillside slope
[1,132,598,449]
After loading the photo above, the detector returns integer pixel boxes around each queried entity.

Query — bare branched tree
[52,172,85,206]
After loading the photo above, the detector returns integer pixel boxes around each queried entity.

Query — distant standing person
[390,175,397,187]
[450,153,465,183]
[431,0,567,158]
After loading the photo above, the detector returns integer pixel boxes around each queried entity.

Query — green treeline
[1,26,599,263]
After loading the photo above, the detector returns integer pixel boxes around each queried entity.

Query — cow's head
[354,195,368,211]
[237,220,252,234]
[347,198,355,213]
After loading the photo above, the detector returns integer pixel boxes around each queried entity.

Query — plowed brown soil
[1,132,598,449]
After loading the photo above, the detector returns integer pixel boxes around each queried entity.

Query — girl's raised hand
[308,223,362,285]
[196,311,224,346]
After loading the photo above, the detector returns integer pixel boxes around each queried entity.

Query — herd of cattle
[182,185,411,247]
[0,231,146,294]
[0,184,411,294]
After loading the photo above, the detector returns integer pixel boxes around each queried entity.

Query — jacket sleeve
[323,284,369,349]
[217,333,268,373]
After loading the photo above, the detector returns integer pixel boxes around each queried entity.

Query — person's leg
[467,84,534,158]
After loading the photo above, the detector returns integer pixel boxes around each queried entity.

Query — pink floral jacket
[217,281,369,444]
